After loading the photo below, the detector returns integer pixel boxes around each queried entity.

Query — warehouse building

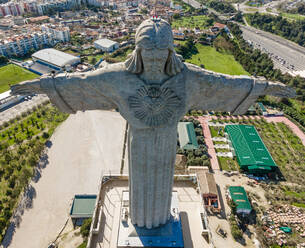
[225,125,277,174]
[228,186,252,215]
[177,122,198,150]
[31,48,80,74]
[94,39,119,52]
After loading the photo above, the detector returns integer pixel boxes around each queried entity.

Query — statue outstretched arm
[185,64,295,115]
[11,67,119,113]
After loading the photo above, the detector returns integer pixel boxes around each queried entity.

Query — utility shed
[70,194,96,225]
[228,186,252,215]
[178,122,199,150]
[225,125,277,173]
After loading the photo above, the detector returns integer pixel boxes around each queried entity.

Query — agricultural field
[186,44,250,76]
[0,103,68,241]
[171,15,213,29]
[0,64,39,93]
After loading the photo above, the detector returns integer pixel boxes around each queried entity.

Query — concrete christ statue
[12,19,294,229]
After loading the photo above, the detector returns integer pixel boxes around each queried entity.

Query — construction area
[225,125,277,174]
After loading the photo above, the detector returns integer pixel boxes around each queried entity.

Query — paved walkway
[197,116,220,171]
[264,116,305,146]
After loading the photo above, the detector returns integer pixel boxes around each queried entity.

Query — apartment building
[41,24,70,42]
[0,32,55,57]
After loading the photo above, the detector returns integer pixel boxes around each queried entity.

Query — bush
[42,132,49,139]
[80,218,92,238]
[229,214,243,240]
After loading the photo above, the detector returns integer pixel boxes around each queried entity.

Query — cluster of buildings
[172,22,230,43]
[0,0,84,17]
[0,23,70,57]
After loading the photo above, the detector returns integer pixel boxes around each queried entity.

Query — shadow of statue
[216,184,227,219]
[180,211,194,248]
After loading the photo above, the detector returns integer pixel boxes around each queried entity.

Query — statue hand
[264,81,296,98]
[11,79,44,96]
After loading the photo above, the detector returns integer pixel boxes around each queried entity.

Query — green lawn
[171,15,212,29]
[218,157,239,171]
[0,64,39,93]
[281,12,305,21]
[186,44,250,76]
[209,126,225,137]
[87,54,104,64]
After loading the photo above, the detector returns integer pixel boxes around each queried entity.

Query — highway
[240,25,305,77]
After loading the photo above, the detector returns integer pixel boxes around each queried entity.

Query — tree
[0,55,8,65]
[80,218,92,238]
[90,57,97,65]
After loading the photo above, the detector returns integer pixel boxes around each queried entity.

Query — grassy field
[280,12,305,21]
[171,15,212,29]
[0,64,39,93]
[186,44,250,76]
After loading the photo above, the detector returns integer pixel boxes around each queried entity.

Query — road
[240,25,305,77]
[3,110,127,248]
[183,0,201,9]
[181,0,234,20]
[234,0,284,15]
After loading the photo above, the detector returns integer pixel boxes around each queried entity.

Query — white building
[41,24,71,42]
[94,39,119,52]
[32,48,80,71]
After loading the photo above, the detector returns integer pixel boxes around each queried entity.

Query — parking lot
[0,94,48,125]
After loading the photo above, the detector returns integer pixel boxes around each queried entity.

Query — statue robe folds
[35,62,268,228]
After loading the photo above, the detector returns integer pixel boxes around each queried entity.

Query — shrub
[42,132,49,139]
[80,218,92,238]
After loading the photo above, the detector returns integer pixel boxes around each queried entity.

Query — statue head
[125,19,184,76]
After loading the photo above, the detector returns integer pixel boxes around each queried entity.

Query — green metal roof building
[228,186,252,215]
[178,122,199,150]
[225,125,277,173]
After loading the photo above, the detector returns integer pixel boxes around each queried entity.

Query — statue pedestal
[117,191,184,248]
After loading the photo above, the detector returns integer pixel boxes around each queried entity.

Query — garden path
[197,116,220,171]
